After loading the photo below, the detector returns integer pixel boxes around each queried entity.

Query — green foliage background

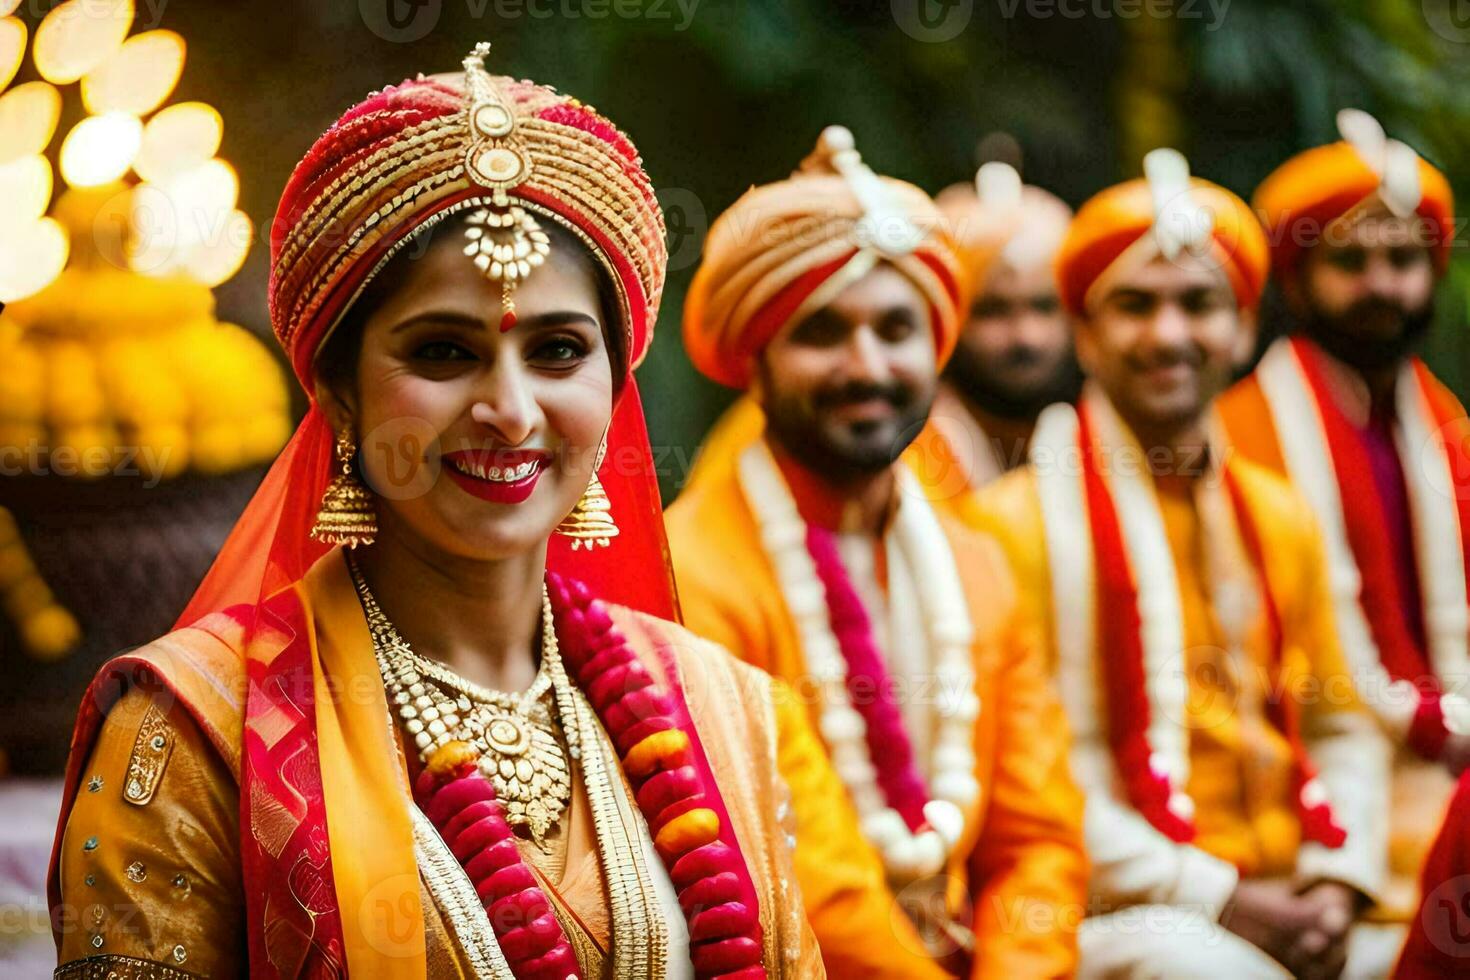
[22,0,1465,499]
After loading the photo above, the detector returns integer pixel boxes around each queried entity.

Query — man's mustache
[998,344,1047,369]
[813,381,913,410]
[1344,296,1413,325]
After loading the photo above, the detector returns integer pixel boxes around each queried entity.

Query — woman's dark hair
[315,211,624,395]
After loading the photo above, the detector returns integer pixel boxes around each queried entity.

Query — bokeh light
[127,159,240,276]
[32,0,133,84]
[81,29,184,116]
[0,217,69,302]
[184,209,253,287]
[0,82,62,165]
[0,16,25,91]
[0,155,54,230]
[59,111,143,187]
[133,101,222,185]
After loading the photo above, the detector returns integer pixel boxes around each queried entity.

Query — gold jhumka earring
[310,430,378,548]
[555,440,618,549]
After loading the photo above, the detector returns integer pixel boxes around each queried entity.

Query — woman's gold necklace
[349,555,579,847]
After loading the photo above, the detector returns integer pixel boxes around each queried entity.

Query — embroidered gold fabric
[54,954,204,980]
[122,704,174,806]
[52,566,827,977]
[55,689,243,977]
[272,71,666,369]
[410,807,515,978]
[570,687,669,980]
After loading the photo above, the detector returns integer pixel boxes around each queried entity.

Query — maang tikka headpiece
[460,42,552,331]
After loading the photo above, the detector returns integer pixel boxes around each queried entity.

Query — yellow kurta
[974,455,1388,917]
[665,434,1087,979]
[53,550,827,977]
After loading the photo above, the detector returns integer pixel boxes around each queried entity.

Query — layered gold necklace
[349,556,578,847]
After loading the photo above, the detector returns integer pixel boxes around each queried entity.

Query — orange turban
[1055,149,1268,317]
[1254,109,1454,279]
[936,162,1072,298]
[683,126,965,389]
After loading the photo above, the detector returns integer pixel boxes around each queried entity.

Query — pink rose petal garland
[805,523,929,831]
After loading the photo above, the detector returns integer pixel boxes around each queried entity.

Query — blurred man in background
[979,150,1394,977]
[929,162,1079,487]
[1219,110,1468,927]
[668,126,1087,979]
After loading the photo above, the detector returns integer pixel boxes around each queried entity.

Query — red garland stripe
[1076,403,1195,843]
[1292,338,1447,758]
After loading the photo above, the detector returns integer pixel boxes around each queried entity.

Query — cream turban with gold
[684,127,965,389]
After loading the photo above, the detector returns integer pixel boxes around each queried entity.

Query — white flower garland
[737,441,978,880]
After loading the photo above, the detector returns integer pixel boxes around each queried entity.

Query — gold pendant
[470,704,571,846]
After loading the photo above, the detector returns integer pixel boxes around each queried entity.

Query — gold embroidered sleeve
[55,687,244,977]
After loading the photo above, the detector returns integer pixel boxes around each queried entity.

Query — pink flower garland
[805,524,930,832]
[411,573,767,980]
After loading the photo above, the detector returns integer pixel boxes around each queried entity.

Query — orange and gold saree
[52,548,826,977]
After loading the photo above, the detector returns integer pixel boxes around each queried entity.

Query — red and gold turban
[1254,109,1454,279]
[683,126,965,390]
[1055,149,1268,317]
[183,44,675,626]
[935,162,1072,299]
[269,43,667,391]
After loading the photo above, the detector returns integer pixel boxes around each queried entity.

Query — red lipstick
[441,449,550,504]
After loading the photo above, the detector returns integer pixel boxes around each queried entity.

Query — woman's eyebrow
[390,310,486,334]
[391,310,600,334]
[512,311,601,332]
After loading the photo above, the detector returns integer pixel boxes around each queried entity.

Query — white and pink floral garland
[737,441,978,880]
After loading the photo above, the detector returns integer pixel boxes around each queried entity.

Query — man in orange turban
[976,149,1394,978]
[668,127,1087,978]
[1218,111,1468,929]
[928,162,1078,487]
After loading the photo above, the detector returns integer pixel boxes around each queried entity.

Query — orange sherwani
[665,436,1087,979]
[52,550,828,977]
[975,429,1389,963]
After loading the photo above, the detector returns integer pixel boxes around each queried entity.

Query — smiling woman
[46,44,832,980]
[316,214,622,568]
